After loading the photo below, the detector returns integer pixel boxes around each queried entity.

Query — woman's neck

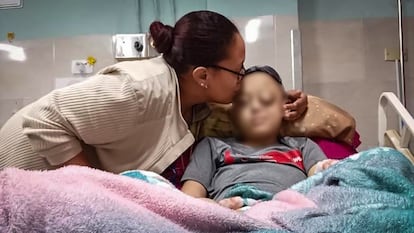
[178,75,207,123]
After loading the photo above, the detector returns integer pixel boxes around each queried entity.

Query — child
[181,66,336,209]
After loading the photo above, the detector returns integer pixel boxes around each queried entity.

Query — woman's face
[205,33,246,104]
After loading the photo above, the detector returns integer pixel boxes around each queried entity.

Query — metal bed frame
[378,92,414,163]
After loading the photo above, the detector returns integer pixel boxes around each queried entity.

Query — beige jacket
[19,57,208,173]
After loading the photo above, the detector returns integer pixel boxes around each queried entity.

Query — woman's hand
[284,90,308,121]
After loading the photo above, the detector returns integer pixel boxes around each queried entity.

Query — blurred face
[205,33,246,104]
[233,72,286,141]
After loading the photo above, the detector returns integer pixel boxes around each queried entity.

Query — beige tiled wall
[274,15,299,90]
[234,15,299,90]
[0,38,55,100]
[53,35,115,78]
[0,35,116,126]
[300,18,414,149]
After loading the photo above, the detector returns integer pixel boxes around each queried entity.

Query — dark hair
[149,11,239,75]
[245,65,283,85]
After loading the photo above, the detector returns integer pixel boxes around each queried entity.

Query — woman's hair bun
[149,21,174,54]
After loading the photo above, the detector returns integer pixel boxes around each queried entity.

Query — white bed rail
[378,92,414,153]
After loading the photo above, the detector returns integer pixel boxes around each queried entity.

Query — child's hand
[218,196,244,210]
[317,159,338,172]
[321,159,338,170]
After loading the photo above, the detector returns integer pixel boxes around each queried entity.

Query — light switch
[71,60,93,74]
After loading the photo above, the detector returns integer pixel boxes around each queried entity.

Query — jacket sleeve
[22,73,143,166]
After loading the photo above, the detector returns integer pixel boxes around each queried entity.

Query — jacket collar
[192,103,211,123]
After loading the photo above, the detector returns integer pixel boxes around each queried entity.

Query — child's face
[233,72,286,140]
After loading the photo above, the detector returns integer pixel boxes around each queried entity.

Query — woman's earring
[201,83,208,89]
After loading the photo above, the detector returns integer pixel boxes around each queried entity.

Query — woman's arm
[62,151,91,167]
[22,74,141,167]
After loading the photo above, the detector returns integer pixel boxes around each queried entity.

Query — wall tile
[301,20,366,84]
[301,18,403,149]
[234,15,277,71]
[275,15,299,90]
[53,35,115,78]
[362,18,399,82]
[234,15,299,90]
[0,38,54,99]
[304,79,397,149]
[0,35,116,127]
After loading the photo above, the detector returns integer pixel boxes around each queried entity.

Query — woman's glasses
[207,64,245,81]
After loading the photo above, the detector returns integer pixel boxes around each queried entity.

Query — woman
[0,11,307,174]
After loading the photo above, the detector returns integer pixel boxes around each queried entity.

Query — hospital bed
[378,92,414,164]
[1,91,414,232]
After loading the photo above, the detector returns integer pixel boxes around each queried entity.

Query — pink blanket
[2,148,413,232]
[0,166,313,232]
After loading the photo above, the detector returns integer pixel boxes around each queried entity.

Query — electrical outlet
[71,60,93,74]
[384,48,400,61]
